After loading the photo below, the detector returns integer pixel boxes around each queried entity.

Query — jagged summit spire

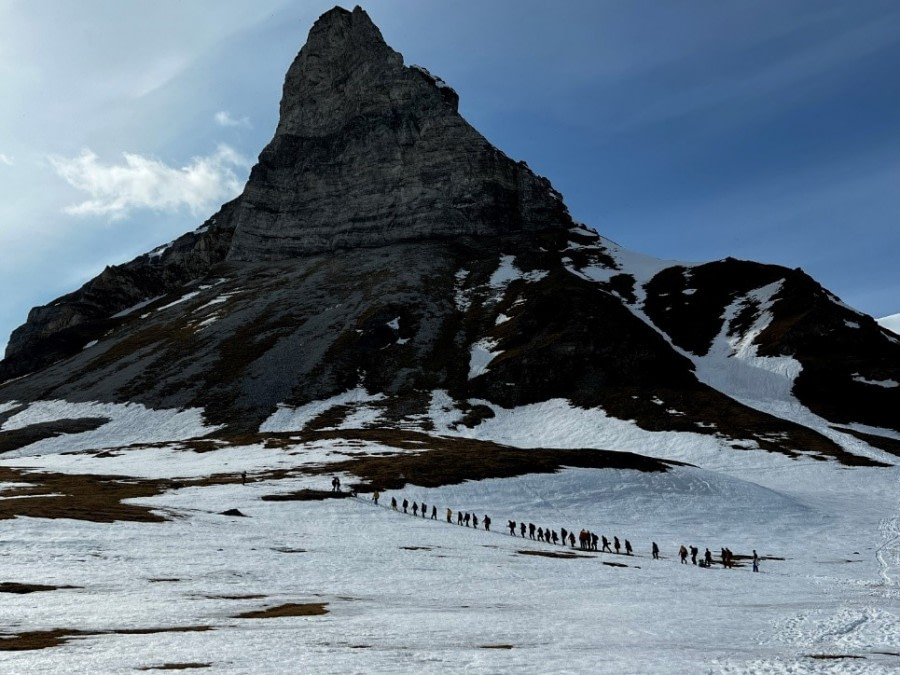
[225,5,572,261]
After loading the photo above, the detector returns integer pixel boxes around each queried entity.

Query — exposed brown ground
[233,602,328,619]
[0,582,80,594]
[0,625,212,651]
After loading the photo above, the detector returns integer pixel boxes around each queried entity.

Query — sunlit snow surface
[0,394,897,673]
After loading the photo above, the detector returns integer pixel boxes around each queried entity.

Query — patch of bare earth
[139,664,211,671]
[0,467,169,523]
[0,626,212,651]
[0,582,81,594]
[233,603,329,619]
[517,550,593,559]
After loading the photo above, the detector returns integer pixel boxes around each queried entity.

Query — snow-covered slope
[879,313,900,336]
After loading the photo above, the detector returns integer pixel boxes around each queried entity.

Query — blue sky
[1,1,898,354]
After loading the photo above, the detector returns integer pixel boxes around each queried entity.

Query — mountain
[879,313,900,336]
[1,5,898,467]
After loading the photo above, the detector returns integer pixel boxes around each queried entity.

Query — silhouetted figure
[704,548,713,566]
[458,512,464,525]
[652,542,660,559]
[529,523,536,540]
[331,477,341,492]
[464,513,471,527]
[752,549,759,573]
[508,520,517,536]
[472,514,479,528]
[431,505,437,520]
[602,536,612,553]
[412,502,419,517]
[483,515,491,531]
[447,508,453,523]
[614,536,621,554]
[391,497,397,510]
[537,527,544,542]
[420,502,427,518]
[625,539,633,556]
[372,490,380,505]
[561,528,568,545]
[690,546,698,565]
[241,471,247,485]
[679,545,688,564]
[520,522,527,537]
[402,499,408,513]
[551,530,559,545]
[568,532,575,547]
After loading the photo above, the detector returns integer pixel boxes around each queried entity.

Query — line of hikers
[365,486,752,570]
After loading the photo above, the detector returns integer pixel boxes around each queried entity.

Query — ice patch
[157,290,200,312]
[853,374,899,389]
[469,339,502,379]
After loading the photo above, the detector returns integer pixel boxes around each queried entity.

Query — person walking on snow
[412,502,419,517]
[752,550,760,573]
[625,539,633,556]
[561,528,568,545]
[372,490,380,505]
[447,508,453,523]
[520,522,527,538]
[679,545,688,564]
[483,515,491,531]
[402,499,408,513]
[420,502,427,518]
[614,536,621,554]
[391,497,397,510]
[508,520,517,536]
[529,523,536,540]
[331,477,341,492]
[464,513,471,527]
[431,505,437,520]
[652,542,660,559]
[472,514,479,528]
[690,546,698,565]
[458,511,464,525]
[568,532,576,547]
[601,536,612,553]
[704,548,713,566]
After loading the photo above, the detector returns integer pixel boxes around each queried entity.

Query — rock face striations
[227,6,572,260]
[1,5,898,462]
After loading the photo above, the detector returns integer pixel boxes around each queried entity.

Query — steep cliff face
[226,6,572,260]
[1,6,897,461]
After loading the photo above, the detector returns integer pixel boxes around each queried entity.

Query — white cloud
[214,110,252,128]
[49,145,248,220]
[0,153,13,166]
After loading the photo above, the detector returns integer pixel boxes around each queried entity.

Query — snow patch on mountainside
[260,387,386,432]
[878,313,900,335]
[0,400,223,457]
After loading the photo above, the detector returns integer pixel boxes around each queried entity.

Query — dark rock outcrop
[226,6,572,260]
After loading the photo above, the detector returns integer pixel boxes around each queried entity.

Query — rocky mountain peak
[225,5,573,261]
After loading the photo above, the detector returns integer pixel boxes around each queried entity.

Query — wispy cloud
[49,145,248,220]
[0,153,13,166]
[214,110,252,129]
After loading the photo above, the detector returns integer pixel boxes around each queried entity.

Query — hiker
[625,539,633,556]
[447,508,453,523]
[568,532,576,547]
[472,514,479,528]
[551,530,559,545]
[752,550,759,573]
[720,548,727,567]
[614,536,621,554]
[520,522,527,537]
[464,513,471,527]
[483,515,491,531]
[704,548,713,566]
[331,477,341,492]
[652,542,660,559]
[537,527,544,542]
[420,502,427,518]
[402,498,408,513]
[431,505,437,520]
[458,512,464,525]
[561,528,567,545]
[508,520,517,536]
[529,523,536,540]
[241,471,247,485]
[391,497,398,510]
[602,536,612,553]
[372,490,380,505]
[690,546,698,565]
[679,545,688,564]
[412,502,419,517]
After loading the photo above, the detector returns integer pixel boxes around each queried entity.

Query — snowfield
[0,392,898,673]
